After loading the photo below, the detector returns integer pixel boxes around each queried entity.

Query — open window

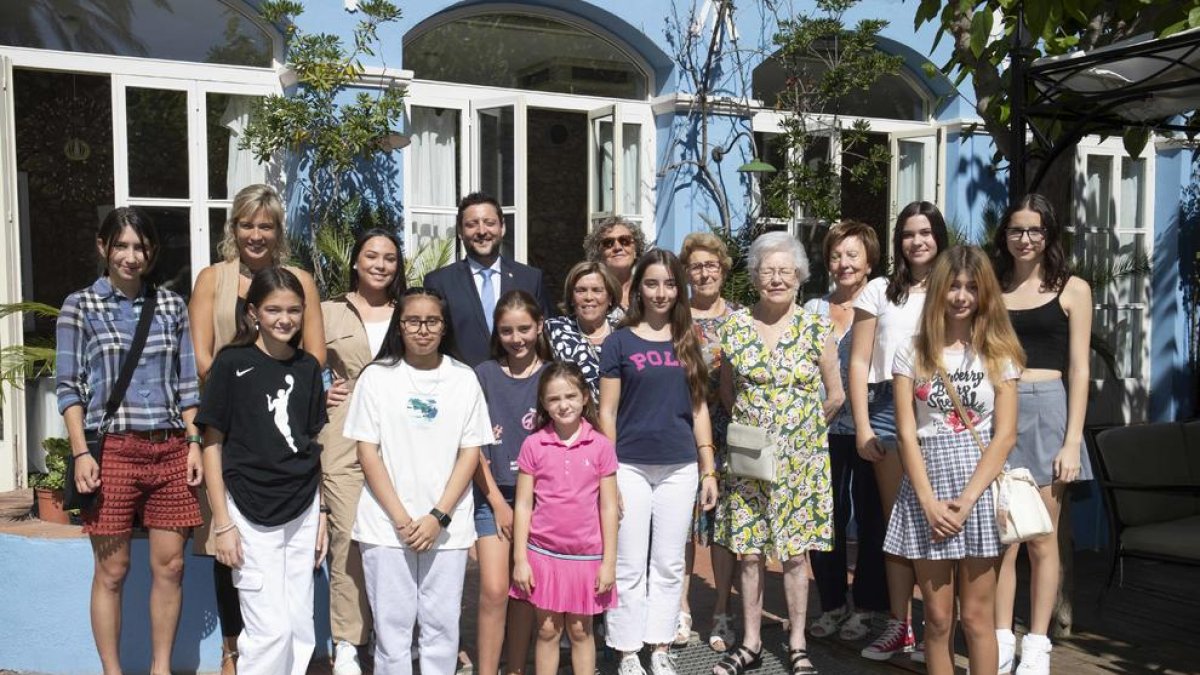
[587,103,644,229]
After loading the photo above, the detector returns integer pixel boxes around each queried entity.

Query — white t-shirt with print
[892,342,1020,439]
[854,276,926,384]
[345,355,495,549]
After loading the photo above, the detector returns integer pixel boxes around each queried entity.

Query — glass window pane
[1119,158,1145,230]
[410,107,461,207]
[13,69,114,336]
[595,118,614,213]
[135,206,193,299]
[1084,155,1113,228]
[0,1,272,67]
[621,123,641,216]
[210,207,230,264]
[897,139,928,205]
[478,106,515,206]
[1093,307,1143,379]
[208,93,268,200]
[753,55,925,121]
[405,13,647,99]
[127,87,189,199]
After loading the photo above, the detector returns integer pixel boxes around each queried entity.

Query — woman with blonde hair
[885,245,1024,675]
[188,183,326,673]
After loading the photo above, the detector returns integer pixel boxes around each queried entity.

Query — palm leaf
[405,238,454,289]
[0,301,60,321]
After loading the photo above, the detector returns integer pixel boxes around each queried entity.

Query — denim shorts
[473,484,517,538]
[866,381,898,441]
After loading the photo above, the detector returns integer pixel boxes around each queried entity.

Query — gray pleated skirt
[1011,380,1094,486]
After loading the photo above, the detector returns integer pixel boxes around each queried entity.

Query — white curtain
[896,140,923,207]
[598,120,614,213]
[1119,158,1144,230]
[410,107,459,243]
[621,123,640,217]
[221,96,269,196]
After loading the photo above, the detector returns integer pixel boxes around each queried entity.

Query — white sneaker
[1015,633,1052,675]
[809,605,849,638]
[650,650,678,675]
[618,653,647,675]
[839,611,873,641]
[997,628,1016,674]
[332,640,362,675]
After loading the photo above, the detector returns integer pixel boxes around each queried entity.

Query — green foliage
[0,302,61,400]
[29,437,70,492]
[915,0,1200,162]
[241,0,405,289]
[768,0,901,223]
[286,195,401,297]
[405,237,455,289]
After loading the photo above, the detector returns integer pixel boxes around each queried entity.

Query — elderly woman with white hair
[712,232,844,675]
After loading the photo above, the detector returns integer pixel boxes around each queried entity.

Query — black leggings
[214,561,244,638]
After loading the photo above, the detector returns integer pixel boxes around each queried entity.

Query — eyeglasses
[687,261,722,275]
[462,218,501,229]
[400,317,445,333]
[601,235,635,250]
[756,267,798,281]
[1006,227,1046,242]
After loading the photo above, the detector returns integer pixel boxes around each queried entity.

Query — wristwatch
[429,508,452,528]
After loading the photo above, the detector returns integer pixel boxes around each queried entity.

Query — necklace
[580,318,610,345]
[505,356,542,379]
[404,359,442,397]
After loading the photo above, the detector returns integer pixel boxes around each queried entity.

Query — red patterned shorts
[83,432,202,536]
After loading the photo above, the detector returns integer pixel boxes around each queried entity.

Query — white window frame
[1071,138,1154,388]
[403,80,657,260]
[0,26,282,490]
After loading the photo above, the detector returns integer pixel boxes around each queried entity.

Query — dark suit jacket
[423,256,553,366]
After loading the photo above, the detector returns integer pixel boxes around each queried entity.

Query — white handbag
[937,367,1054,545]
[726,421,777,483]
[991,467,1054,544]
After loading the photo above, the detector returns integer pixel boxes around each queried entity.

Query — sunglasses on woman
[602,235,635,250]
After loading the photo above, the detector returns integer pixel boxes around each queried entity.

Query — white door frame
[0,53,25,490]
[470,96,528,262]
[406,80,658,247]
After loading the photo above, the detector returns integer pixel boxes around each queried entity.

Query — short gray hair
[747,231,810,285]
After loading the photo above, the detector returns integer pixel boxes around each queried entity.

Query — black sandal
[789,647,818,675]
[712,644,762,675]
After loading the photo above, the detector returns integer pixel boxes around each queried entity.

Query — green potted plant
[28,437,71,524]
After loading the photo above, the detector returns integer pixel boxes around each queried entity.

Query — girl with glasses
[989,194,1094,674]
[344,287,493,675]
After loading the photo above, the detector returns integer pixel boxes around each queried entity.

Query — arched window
[0,0,274,67]
[404,12,649,99]
[752,52,930,121]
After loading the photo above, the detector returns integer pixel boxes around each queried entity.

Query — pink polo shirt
[518,420,618,556]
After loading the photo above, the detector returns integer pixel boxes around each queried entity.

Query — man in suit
[424,192,553,366]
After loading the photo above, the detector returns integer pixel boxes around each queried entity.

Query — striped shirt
[55,277,200,432]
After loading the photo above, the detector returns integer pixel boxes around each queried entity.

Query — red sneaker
[860,619,915,661]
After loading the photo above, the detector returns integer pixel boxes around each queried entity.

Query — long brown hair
[991,193,1071,293]
[223,267,305,352]
[887,201,949,305]
[623,249,708,408]
[913,246,1025,382]
[534,361,599,430]
[489,290,554,362]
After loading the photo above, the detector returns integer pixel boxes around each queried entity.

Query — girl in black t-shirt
[198,267,328,675]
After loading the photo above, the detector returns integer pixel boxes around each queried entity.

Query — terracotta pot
[34,487,70,524]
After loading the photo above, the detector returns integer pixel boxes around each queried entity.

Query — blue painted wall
[1150,147,1198,422]
[0,533,330,674]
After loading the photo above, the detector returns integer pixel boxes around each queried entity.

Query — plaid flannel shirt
[55,277,200,432]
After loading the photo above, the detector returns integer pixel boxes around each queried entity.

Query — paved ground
[5,489,1199,674]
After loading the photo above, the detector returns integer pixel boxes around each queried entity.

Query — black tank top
[1008,293,1069,372]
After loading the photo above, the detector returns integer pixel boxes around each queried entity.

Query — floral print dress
[714,306,834,561]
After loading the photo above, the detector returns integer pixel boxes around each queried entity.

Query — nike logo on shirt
[236,367,255,377]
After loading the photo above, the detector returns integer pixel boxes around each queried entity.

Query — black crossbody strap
[100,285,159,426]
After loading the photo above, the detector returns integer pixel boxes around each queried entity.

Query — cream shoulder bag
[937,366,1053,545]
[726,421,777,483]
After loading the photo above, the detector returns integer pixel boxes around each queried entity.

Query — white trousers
[226,494,319,675]
[362,544,469,675]
[605,462,698,651]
